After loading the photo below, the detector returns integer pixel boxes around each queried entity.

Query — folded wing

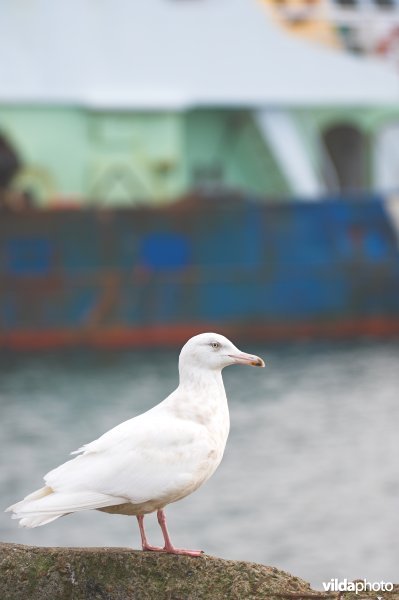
[7,406,211,527]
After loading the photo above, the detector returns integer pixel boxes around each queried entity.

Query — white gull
[6,332,265,556]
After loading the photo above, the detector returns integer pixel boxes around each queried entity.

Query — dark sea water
[1,339,399,588]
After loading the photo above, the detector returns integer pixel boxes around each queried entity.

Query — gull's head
[179,332,265,372]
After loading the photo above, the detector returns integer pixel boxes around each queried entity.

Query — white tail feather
[5,486,53,513]
[6,489,126,528]
[18,514,64,528]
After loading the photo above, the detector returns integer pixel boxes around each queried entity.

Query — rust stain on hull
[2,318,399,351]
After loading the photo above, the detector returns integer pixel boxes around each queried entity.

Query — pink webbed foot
[136,512,204,557]
[162,545,203,557]
[156,509,203,557]
[141,542,165,552]
[142,541,203,556]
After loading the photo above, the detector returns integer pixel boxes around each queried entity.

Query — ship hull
[1,196,399,349]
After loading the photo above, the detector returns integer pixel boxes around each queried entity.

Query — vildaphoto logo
[322,579,394,594]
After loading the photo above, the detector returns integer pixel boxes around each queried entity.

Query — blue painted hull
[1,196,399,348]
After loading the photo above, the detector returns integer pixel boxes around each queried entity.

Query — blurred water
[1,340,399,588]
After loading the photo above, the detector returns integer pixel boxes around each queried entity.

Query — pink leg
[156,509,203,557]
[136,515,163,552]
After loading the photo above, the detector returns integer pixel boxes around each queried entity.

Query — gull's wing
[44,406,211,505]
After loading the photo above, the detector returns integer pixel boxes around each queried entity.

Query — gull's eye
[211,341,221,350]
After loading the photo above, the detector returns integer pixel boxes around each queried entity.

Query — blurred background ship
[1,0,399,349]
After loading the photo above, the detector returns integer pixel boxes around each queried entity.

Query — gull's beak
[228,351,265,368]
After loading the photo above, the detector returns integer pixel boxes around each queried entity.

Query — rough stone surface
[0,542,398,600]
